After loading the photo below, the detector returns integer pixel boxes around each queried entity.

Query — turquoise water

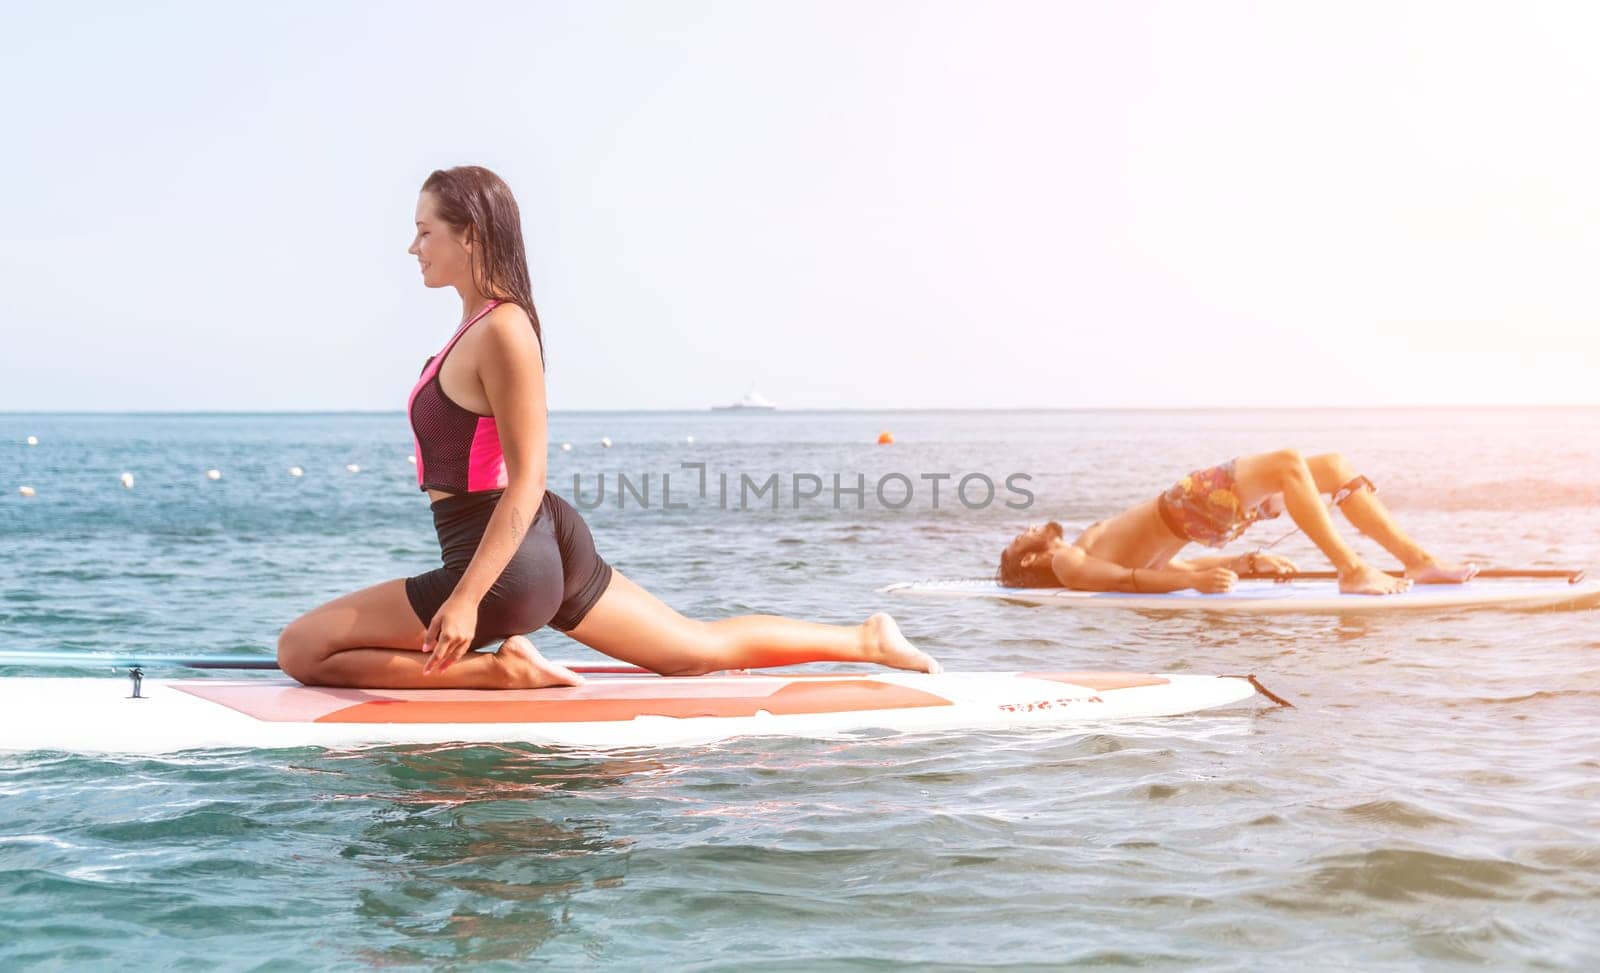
[3,409,1599,969]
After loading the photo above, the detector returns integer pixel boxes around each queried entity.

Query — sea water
[2,408,1597,969]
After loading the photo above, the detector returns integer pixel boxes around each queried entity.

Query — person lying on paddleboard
[997,451,1479,596]
[277,166,938,689]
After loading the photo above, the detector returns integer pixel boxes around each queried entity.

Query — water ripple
[3,410,1600,968]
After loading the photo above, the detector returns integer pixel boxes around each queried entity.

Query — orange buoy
[876,431,894,445]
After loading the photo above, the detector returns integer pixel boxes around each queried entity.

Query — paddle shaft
[1237,568,1586,583]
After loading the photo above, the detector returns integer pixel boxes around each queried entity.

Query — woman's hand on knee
[422,596,479,675]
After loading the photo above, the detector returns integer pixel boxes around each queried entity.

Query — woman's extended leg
[1233,449,1410,595]
[276,579,582,689]
[564,570,941,676]
[1302,453,1476,583]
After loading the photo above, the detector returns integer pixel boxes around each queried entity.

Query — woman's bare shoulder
[483,301,533,330]
[471,302,543,370]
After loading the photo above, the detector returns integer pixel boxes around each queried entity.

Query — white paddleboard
[0,670,1265,755]
[880,576,1600,614]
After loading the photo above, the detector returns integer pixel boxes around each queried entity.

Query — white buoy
[686,435,695,444]
[25,436,38,446]
[560,442,572,452]
[288,467,304,478]
[119,473,135,489]
[600,437,613,448]
[18,486,35,497]
[407,455,416,465]
[346,464,361,474]
[206,469,222,481]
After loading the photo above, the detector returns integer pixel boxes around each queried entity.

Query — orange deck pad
[318,680,953,724]
[174,677,954,725]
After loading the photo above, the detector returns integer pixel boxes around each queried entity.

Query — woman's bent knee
[1262,448,1312,486]
[276,618,320,679]
[1269,447,1303,471]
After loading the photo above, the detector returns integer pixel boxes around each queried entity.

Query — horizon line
[4,403,1599,417]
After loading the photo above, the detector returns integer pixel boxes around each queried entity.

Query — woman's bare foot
[494,635,586,689]
[862,613,942,674]
[1405,558,1480,585]
[1339,562,1413,596]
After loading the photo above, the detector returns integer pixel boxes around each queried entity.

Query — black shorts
[405,489,613,649]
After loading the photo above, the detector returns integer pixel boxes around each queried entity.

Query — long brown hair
[421,165,544,361]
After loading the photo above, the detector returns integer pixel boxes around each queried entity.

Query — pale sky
[2,1,1597,411]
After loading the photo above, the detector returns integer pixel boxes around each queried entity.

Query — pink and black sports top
[408,300,511,494]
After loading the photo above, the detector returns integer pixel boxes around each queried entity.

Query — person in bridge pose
[997,451,1478,595]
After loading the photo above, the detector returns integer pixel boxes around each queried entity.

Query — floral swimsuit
[1155,458,1281,548]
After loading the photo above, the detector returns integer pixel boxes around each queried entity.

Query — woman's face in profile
[407,191,472,289]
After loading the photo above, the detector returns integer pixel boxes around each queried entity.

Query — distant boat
[711,385,778,411]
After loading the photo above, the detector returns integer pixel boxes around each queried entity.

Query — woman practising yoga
[997,451,1479,596]
[277,166,937,689]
